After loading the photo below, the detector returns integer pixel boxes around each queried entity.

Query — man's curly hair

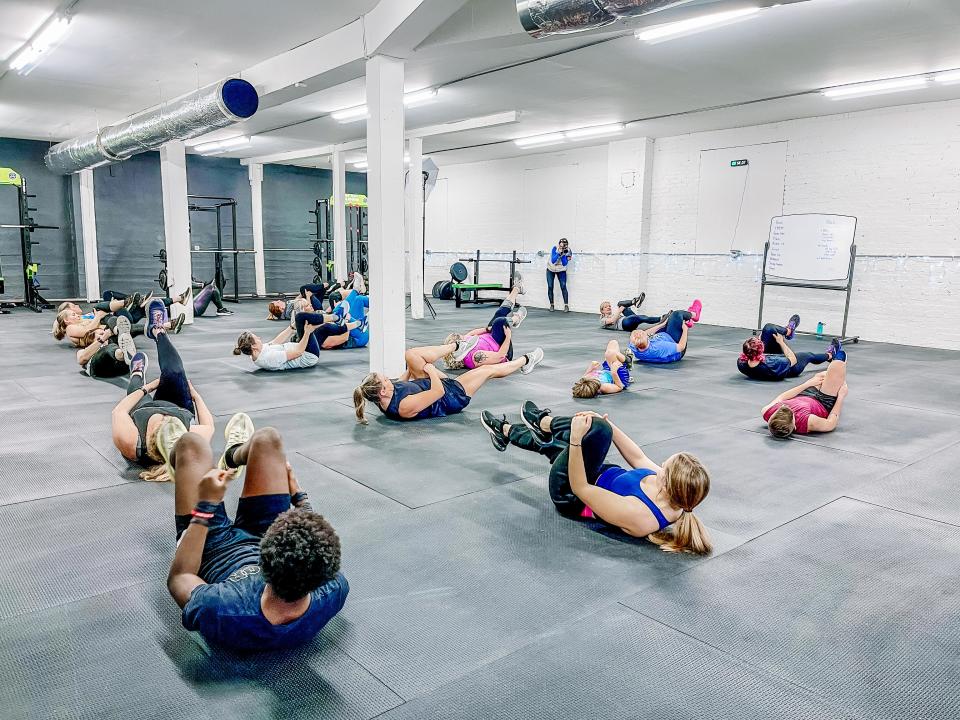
[260,510,342,602]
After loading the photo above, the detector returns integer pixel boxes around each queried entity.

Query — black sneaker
[216,307,233,315]
[480,411,509,452]
[520,400,551,444]
[124,292,144,311]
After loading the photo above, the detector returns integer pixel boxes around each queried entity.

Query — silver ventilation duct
[517,0,808,38]
[45,78,259,175]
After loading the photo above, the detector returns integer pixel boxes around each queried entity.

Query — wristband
[569,443,581,447]
[194,501,219,516]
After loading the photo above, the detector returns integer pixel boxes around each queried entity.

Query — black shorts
[799,386,837,414]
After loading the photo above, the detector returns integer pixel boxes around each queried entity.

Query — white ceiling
[3,0,960,166]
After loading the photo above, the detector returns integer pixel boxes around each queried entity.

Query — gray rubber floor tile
[857,371,960,416]
[327,486,725,699]
[849,440,960,526]
[0,436,130,505]
[0,583,402,720]
[622,498,960,720]
[738,397,960,463]
[638,426,902,538]
[376,607,861,720]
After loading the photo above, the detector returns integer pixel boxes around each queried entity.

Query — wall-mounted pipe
[517,0,809,39]
[44,78,259,175]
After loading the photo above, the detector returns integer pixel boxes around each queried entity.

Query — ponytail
[354,373,384,425]
[234,331,255,356]
[52,311,70,340]
[649,451,712,555]
[139,417,176,483]
[353,387,368,425]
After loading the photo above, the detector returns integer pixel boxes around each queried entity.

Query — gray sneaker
[513,271,524,295]
[510,306,528,328]
[117,332,137,365]
[453,335,480,361]
[520,347,544,374]
[114,314,131,338]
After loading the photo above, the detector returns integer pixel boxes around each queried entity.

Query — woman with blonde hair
[110,314,214,481]
[571,339,632,398]
[441,276,525,370]
[353,341,544,424]
[480,403,712,554]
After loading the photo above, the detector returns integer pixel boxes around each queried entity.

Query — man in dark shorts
[761,339,848,437]
[158,413,348,651]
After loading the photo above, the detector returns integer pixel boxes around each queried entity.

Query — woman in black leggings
[738,315,836,381]
[75,315,138,379]
[110,321,214,481]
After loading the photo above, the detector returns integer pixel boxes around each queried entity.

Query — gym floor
[1,299,958,720]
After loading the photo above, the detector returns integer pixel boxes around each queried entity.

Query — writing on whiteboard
[766,214,856,281]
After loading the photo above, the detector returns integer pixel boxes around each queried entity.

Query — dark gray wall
[0,138,76,300]
[262,164,367,293]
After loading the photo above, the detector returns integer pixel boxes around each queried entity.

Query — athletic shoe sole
[520,400,551,444]
[117,332,137,365]
[520,347,544,374]
[218,412,255,475]
[480,411,508,452]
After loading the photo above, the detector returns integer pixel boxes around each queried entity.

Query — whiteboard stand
[757,241,860,344]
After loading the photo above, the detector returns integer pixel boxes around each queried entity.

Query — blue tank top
[383,377,470,421]
[596,467,671,530]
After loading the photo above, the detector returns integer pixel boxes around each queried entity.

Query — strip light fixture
[351,153,427,171]
[7,14,73,75]
[934,70,960,85]
[636,7,760,43]
[332,88,440,123]
[514,123,625,148]
[194,136,251,154]
[821,76,929,100]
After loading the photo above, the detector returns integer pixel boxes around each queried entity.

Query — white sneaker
[510,306,527,328]
[218,412,255,475]
[117,332,137,365]
[452,335,480,361]
[513,271,524,295]
[520,347,544,374]
[114,314,131,338]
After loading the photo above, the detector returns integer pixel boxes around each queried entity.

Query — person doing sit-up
[762,338,848,437]
[629,300,702,365]
[480,403,711,554]
[441,275,525,370]
[738,314,837,381]
[599,293,662,331]
[156,413,348,651]
[572,339,633,398]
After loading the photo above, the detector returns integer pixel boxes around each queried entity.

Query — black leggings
[102,313,144,338]
[621,307,664,332]
[661,310,692,343]
[760,323,829,376]
[294,312,349,356]
[193,284,225,316]
[301,284,328,311]
[88,344,128,378]
[102,290,126,301]
[507,416,614,518]
[126,333,194,413]
[486,304,514,361]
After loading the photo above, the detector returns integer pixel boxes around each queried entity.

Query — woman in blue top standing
[480,403,712,554]
[546,237,572,312]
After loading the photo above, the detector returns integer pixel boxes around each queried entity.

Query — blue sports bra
[596,466,671,530]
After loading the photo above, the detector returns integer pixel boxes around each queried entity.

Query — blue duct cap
[221,78,259,119]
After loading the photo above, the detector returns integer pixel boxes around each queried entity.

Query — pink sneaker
[686,299,702,328]
[579,505,595,519]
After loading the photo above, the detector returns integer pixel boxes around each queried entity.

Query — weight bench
[452,283,508,308]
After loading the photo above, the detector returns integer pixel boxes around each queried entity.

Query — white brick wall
[427,99,960,349]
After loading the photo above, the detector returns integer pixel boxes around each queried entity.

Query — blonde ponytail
[52,311,70,340]
[648,451,712,555]
[353,387,368,425]
[138,417,176,483]
[354,373,384,425]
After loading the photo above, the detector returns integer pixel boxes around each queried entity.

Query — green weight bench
[452,283,508,308]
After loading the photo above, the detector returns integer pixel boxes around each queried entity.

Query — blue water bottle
[816,321,824,339]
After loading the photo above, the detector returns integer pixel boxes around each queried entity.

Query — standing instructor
[546,237,572,312]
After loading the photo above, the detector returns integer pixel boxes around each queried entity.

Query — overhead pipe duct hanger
[517,0,811,39]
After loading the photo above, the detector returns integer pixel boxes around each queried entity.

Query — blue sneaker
[828,337,843,361]
[145,299,169,340]
[786,314,800,339]
[129,351,148,376]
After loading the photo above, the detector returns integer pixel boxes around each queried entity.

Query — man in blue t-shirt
[629,300,702,365]
[158,413,348,652]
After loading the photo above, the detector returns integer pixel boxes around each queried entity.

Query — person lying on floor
[353,341,544,424]
[265,279,344,321]
[58,289,132,319]
[572,339,633,398]
[158,413,348,651]
[53,290,185,347]
[76,314,138,379]
[599,293,662,331]
[191,280,233,317]
[738,314,837,381]
[441,276,526,370]
[110,301,215,481]
[628,300,702,365]
[480,403,712,554]
[234,312,360,371]
[762,339,848,437]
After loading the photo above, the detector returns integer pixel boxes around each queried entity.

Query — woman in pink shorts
[442,280,529,370]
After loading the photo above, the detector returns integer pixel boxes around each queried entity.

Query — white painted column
[78,169,101,300]
[606,137,655,301]
[159,141,194,323]
[248,163,267,296]
[365,55,406,376]
[405,136,424,319]
[331,148,348,282]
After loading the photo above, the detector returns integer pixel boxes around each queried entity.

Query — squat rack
[187,195,254,303]
[0,169,58,313]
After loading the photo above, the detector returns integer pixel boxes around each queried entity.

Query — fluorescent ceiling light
[8,15,72,74]
[194,136,250,154]
[332,88,439,122]
[352,161,368,169]
[934,70,960,85]
[514,132,566,148]
[332,105,369,123]
[636,7,760,43]
[403,88,438,107]
[822,76,928,99]
[565,123,624,140]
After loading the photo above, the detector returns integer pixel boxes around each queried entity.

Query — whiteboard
[765,214,857,281]
[695,142,787,254]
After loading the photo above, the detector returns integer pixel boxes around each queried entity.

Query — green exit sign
[730,159,749,167]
